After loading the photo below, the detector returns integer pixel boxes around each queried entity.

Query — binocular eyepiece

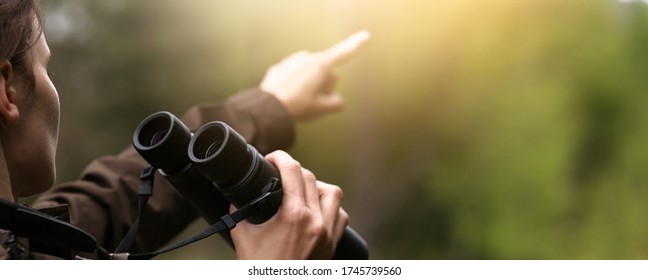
[133,111,368,259]
[134,112,192,173]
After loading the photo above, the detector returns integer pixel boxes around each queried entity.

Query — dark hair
[0,0,43,93]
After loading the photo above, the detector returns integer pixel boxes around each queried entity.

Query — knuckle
[309,219,326,239]
[330,185,343,200]
[280,205,306,223]
[302,168,316,182]
[313,61,328,74]
[282,159,303,173]
[319,182,343,200]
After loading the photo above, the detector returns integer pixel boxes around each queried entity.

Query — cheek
[48,82,60,141]
[37,74,60,142]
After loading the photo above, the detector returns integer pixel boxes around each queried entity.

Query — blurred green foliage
[41,0,648,259]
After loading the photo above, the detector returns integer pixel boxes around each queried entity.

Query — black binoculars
[132,111,368,259]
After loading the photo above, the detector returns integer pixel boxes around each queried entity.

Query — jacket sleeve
[31,89,295,256]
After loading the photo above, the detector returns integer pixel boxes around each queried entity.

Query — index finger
[265,150,306,208]
[317,30,370,67]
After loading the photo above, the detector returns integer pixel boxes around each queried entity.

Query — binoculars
[132,111,368,259]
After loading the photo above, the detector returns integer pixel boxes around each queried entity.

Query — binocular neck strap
[114,165,156,254]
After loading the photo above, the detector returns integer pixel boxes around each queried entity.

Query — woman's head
[0,0,60,199]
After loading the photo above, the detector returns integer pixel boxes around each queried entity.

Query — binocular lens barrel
[188,122,282,224]
[188,122,253,186]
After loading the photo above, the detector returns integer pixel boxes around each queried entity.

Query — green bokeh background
[38,0,648,259]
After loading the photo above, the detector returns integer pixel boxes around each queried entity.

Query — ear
[0,60,19,126]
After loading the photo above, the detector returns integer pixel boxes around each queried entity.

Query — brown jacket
[0,89,295,259]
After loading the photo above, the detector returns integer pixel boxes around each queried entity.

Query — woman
[0,0,368,259]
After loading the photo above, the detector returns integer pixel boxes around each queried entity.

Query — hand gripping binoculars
[133,111,368,259]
